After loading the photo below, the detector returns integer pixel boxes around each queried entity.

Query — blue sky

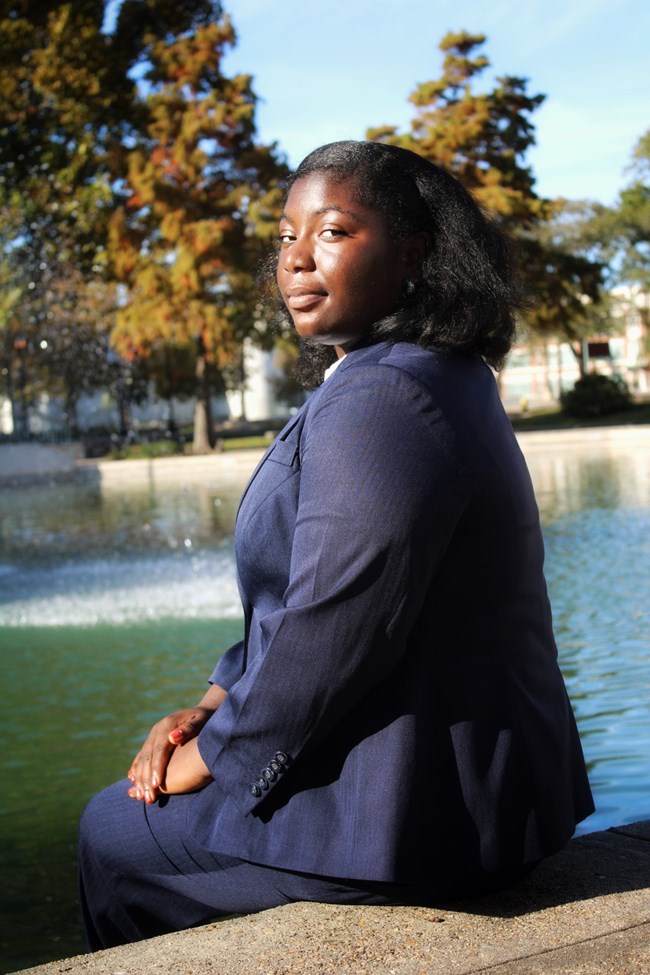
[221,0,649,205]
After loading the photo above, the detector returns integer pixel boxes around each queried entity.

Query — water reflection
[0,479,241,565]
[525,444,649,521]
[524,442,650,837]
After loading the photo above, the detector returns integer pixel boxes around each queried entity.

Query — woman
[79,141,593,949]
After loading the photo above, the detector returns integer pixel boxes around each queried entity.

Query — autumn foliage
[0,0,286,447]
[1,13,644,443]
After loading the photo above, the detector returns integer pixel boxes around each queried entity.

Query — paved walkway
[12,821,650,975]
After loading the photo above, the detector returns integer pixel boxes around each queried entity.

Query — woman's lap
[79,779,536,950]
[78,779,422,949]
[79,779,295,948]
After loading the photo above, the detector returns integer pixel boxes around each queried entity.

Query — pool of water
[1,436,649,972]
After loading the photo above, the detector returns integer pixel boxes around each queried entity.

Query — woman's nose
[282,235,316,272]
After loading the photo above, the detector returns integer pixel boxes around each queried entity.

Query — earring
[403,279,416,296]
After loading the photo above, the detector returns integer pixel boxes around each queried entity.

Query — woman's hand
[127,684,226,803]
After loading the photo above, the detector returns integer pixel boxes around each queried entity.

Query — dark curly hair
[270,140,522,387]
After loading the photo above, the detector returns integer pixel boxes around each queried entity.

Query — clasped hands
[127,684,227,804]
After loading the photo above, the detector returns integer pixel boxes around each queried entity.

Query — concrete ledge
[2,425,649,490]
[12,821,650,975]
[84,447,266,487]
[515,423,650,453]
[0,442,83,483]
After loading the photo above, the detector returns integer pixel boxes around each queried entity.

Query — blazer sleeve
[208,640,244,692]
[197,362,471,814]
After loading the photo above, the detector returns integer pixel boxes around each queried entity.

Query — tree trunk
[118,399,131,440]
[64,389,80,440]
[542,340,553,399]
[167,397,177,437]
[570,342,587,377]
[2,355,18,436]
[164,348,178,436]
[193,339,215,453]
[238,346,247,421]
[115,382,132,441]
[16,350,29,440]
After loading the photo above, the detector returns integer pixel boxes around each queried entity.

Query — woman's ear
[400,231,432,281]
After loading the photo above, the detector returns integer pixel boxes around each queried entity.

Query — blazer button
[258,777,269,791]
[269,759,281,774]
[262,767,277,782]
[250,784,262,798]
[275,751,290,766]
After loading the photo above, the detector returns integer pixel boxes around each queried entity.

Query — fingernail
[152,773,159,787]
[170,729,183,743]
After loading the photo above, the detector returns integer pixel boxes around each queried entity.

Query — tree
[602,131,650,360]
[0,2,131,269]
[107,7,286,451]
[524,199,603,360]
[367,32,548,229]
[28,272,116,438]
[366,31,603,355]
[534,130,650,368]
[608,131,650,302]
[0,246,25,436]
[144,343,198,434]
[0,1,136,436]
[0,1,285,446]
[516,236,602,372]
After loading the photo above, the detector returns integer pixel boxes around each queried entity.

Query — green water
[0,619,241,972]
[1,440,649,972]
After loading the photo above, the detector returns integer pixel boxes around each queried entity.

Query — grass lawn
[509,401,650,432]
[108,433,274,460]
[219,435,273,451]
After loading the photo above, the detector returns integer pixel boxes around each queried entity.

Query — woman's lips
[285,290,326,311]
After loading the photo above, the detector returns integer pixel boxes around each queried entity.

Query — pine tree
[367,31,603,352]
[107,8,286,450]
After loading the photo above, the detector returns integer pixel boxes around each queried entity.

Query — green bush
[109,440,186,461]
[560,373,633,418]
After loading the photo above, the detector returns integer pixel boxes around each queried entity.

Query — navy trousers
[78,780,534,950]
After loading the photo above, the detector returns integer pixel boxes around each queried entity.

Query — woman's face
[276,173,408,356]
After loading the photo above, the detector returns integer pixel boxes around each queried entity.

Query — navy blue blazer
[191,341,593,885]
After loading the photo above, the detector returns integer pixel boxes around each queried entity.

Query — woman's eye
[277,232,294,244]
[321,228,346,238]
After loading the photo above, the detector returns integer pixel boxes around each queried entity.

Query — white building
[498,285,649,412]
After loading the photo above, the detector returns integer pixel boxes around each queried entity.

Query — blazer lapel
[235,400,310,518]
